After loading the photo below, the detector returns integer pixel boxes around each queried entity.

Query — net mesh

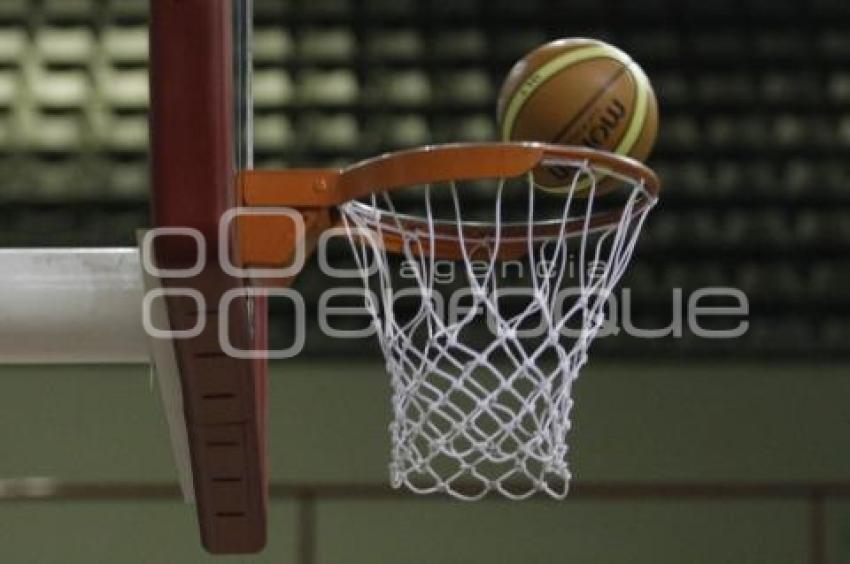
[339,158,656,500]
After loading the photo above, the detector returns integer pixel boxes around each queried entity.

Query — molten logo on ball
[581,98,627,149]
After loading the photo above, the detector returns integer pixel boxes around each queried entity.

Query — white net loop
[339,157,656,500]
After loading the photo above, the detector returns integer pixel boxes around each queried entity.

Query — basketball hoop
[238,142,661,500]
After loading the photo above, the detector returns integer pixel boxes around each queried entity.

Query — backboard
[148,0,268,553]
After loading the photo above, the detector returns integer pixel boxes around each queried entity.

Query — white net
[339,157,656,500]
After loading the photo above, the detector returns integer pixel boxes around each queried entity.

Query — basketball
[497,38,659,193]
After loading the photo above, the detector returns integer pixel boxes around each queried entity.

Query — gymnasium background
[1,0,849,562]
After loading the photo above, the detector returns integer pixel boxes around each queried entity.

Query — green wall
[1,361,848,563]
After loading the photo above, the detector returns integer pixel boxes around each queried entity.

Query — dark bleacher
[0,0,847,357]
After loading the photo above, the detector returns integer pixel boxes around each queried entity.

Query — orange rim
[239,142,661,261]
[240,142,660,205]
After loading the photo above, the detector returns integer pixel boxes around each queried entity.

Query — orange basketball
[497,38,659,194]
